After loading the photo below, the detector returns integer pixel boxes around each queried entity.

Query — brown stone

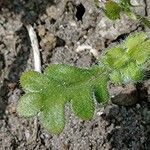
[109,83,138,106]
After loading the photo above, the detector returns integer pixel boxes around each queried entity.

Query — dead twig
[26,25,41,73]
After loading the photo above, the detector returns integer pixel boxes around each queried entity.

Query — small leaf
[124,32,147,50]
[103,32,150,84]
[130,40,150,65]
[110,62,144,84]
[109,70,123,84]
[102,46,127,69]
[120,0,131,6]
[120,0,132,12]
[122,62,144,82]
[17,93,42,117]
[104,1,122,20]
[125,33,150,65]
[70,86,95,120]
[20,71,50,93]
[40,103,65,134]
[102,0,150,29]
[94,76,109,103]
[125,12,137,20]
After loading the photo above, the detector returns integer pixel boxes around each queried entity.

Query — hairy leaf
[124,32,147,50]
[120,0,131,6]
[18,32,150,134]
[122,62,143,82]
[20,71,51,93]
[101,0,150,29]
[104,1,122,20]
[109,70,123,84]
[18,65,109,134]
[70,86,94,120]
[39,103,65,134]
[102,32,150,84]
[94,76,109,103]
[17,93,42,117]
[102,46,128,69]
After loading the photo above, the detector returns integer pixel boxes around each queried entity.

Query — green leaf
[102,46,128,69]
[129,40,150,65]
[44,64,96,85]
[120,0,131,6]
[94,76,109,103]
[18,32,150,134]
[109,70,123,84]
[104,1,122,20]
[20,71,50,93]
[39,103,65,134]
[70,86,94,120]
[122,62,144,82]
[18,64,109,134]
[120,0,132,12]
[125,12,137,20]
[102,0,150,29]
[17,93,42,117]
[125,32,150,65]
[124,32,147,50]
[109,62,144,84]
[102,32,150,84]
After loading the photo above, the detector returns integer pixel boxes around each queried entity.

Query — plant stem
[26,25,42,73]
[26,24,41,143]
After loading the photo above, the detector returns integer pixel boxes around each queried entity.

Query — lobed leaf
[122,62,143,82]
[110,62,143,84]
[18,32,150,134]
[70,86,94,120]
[39,103,65,134]
[20,71,50,93]
[18,64,109,134]
[102,0,150,29]
[17,93,43,117]
[109,70,123,84]
[101,32,150,84]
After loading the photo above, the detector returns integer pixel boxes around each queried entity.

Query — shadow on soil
[0,26,31,118]
[0,0,55,24]
[101,103,150,149]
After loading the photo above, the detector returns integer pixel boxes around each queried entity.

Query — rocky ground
[0,0,150,149]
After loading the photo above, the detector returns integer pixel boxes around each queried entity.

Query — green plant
[95,0,150,28]
[17,32,150,134]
